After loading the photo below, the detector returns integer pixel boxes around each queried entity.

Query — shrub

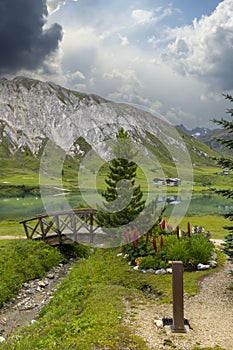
[165,237,190,266]
[122,225,215,271]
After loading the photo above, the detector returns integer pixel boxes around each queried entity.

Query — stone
[166,268,173,274]
[197,263,210,270]
[147,268,156,274]
[47,273,55,279]
[155,269,167,275]
[133,265,139,270]
[211,252,218,260]
[154,319,163,328]
[37,281,46,288]
[209,260,218,268]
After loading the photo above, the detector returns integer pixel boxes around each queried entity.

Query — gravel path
[131,261,233,350]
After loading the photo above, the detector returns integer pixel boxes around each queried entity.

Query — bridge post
[22,222,30,239]
[90,212,94,243]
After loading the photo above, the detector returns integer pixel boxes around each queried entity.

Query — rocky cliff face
[0,77,184,160]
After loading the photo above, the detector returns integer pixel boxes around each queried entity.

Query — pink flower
[124,228,130,244]
[167,224,173,232]
[133,227,138,245]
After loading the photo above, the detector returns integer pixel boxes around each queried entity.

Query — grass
[0,240,66,307]
[169,215,232,240]
[0,247,226,349]
[0,214,231,240]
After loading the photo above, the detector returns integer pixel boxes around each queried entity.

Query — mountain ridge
[0,77,221,183]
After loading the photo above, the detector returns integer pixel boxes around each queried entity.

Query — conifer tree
[96,128,145,229]
[213,94,233,281]
[213,94,233,223]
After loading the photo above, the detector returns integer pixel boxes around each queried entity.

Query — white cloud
[165,0,233,90]
[47,0,66,14]
[41,1,233,129]
[118,34,129,47]
[131,9,155,25]
[72,70,85,80]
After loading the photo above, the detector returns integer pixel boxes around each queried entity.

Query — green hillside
[0,126,230,196]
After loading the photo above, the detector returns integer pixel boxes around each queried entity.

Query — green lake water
[0,192,232,221]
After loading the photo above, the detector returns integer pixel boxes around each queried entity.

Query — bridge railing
[20,208,99,244]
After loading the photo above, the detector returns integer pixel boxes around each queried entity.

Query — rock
[47,273,55,280]
[0,336,6,343]
[197,263,210,270]
[138,269,147,273]
[146,268,156,274]
[166,268,173,274]
[211,252,218,260]
[154,319,163,328]
[155,269,167,275]
[209,260,218,268]
[37,281,46,288]
[133,265,139,270]
[116,253,123,257]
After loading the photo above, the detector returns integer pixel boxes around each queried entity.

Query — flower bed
[122,221,216,272]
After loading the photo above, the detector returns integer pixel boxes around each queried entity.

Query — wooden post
[23,222,30,239]
[90,212,94,243]
[172,261,186,333]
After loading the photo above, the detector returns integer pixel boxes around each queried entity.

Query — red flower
[187,222,191,237]
[152,237,157,251]
[160,219,166,230]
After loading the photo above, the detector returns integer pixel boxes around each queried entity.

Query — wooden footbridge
[20,208,104,246]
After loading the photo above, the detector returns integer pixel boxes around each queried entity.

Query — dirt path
[131,260,233,350]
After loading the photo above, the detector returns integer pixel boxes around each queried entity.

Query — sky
[0,0,233,128]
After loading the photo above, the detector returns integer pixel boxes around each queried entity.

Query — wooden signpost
[172,261,186,333]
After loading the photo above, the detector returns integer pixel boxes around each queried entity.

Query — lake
[0,192,232,221]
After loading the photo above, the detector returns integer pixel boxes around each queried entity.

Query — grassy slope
[0,125,230,191]
[0,248,225,350]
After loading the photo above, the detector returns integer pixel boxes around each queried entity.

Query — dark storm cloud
[0,0,63,73]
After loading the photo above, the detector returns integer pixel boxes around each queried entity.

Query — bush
[122,226,215,271]
[165,237,190,266]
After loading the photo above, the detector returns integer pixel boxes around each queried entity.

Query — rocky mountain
[0,77,219,174]
[176,124,232,154]
[176,124,211,138]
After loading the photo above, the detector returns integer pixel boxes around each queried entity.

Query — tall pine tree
[213,94,233,283]
[96,128,145,229]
